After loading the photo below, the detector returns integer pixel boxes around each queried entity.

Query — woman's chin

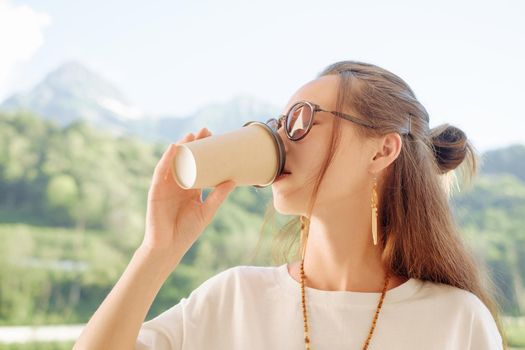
[271,196,297,216]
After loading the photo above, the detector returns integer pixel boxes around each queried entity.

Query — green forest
[0,111,524,348]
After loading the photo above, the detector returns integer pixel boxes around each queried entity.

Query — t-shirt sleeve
[134,266,236,350]
[467,295,504,350]
[135,301,185,350]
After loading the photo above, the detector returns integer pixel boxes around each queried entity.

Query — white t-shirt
[135,263,503,350]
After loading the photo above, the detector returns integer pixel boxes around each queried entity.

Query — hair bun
[429,123,469,174]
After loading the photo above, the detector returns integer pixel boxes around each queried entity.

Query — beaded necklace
[299,259,391,350]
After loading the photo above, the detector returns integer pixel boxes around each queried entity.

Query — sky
[1,0,524,152]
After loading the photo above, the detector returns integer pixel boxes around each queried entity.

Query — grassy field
[0,222,523,348]
[0,320,522,349]
[506,316,525,349]
[0,343,74,350]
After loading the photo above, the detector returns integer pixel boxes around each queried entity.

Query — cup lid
[242,121,286,188]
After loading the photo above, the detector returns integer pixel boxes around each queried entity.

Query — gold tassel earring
[371,176,378,246]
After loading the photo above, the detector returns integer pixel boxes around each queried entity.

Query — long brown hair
[251,60,507,348]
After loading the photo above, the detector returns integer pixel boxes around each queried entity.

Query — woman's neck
[287,259,408,292]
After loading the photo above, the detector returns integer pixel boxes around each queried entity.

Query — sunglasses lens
[286,102,313,139]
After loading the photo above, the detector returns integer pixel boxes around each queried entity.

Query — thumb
[200,180,236,225]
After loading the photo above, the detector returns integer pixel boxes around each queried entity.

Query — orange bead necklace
[299,259,391,350]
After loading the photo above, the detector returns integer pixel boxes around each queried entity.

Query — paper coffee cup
[170,122,286,189]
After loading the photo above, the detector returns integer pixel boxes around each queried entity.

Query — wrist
[133,244,183,280]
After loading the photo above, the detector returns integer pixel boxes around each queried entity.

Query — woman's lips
[274,172,292,182]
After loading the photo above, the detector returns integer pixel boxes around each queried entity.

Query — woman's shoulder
[417,279,500,327]
[418,279,491,310]
[184,264,279,300]
[200,264,278,284]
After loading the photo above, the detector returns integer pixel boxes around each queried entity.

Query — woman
[74,60,506,349]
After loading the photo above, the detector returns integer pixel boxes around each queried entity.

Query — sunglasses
[266,100,377,141]
[266,100,410,141]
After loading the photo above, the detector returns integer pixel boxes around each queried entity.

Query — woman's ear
[369,132,402,173]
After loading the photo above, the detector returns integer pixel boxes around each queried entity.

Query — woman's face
[271,75,376,216]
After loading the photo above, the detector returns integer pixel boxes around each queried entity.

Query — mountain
[147,95,280,142]
[480,144,525,182]
[1,61,144,134]
[0,61,281,142]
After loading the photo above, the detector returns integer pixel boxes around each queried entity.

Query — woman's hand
[141,127,236,266]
